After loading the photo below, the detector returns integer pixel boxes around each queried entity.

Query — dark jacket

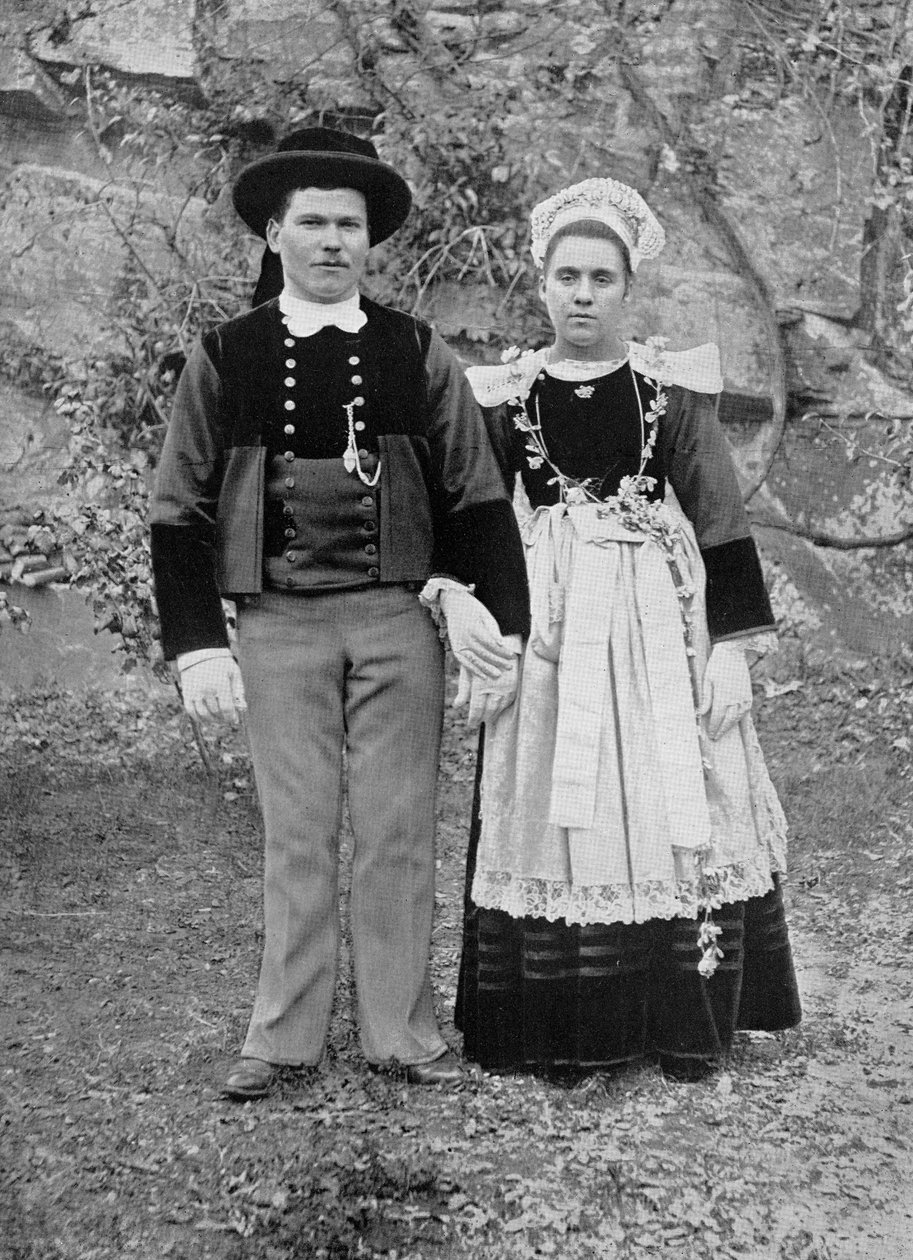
[150,297,530,659]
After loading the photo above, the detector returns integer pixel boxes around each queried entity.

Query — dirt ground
[2,650,913,1260]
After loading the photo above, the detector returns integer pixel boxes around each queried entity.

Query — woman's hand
[454,638,522,729]
[698,641,752,740]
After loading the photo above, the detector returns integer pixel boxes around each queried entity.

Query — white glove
[454,637,522,729]
[439,585,519,680]
[177,648,247,725]
[698,640,752,741]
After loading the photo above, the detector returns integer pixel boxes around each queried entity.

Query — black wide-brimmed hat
[232,126,412,245]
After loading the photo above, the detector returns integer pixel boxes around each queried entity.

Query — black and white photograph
[1,2,911,1257]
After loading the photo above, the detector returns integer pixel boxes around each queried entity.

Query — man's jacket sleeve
[423,330,530,638]
[150,340,230,660]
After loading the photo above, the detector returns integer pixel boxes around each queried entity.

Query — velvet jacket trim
[150,297,530,659]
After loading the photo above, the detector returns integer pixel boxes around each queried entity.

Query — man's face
[266,187,370,304]
[539,235,631,360]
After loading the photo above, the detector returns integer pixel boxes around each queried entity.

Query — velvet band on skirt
[456,753,801,1076]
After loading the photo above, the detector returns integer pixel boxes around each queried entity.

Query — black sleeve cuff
[701,535,776,641]
[431,499,530,637]
[151,522,229,659]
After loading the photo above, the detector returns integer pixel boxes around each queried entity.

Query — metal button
[284,376,296,388]
[348,355,360,365]
[284,450,295,462]
[368,566,379,578]
[285,477,295,489]
[286,552,297,564]
[353,396,365,406]
[283,504,294,516]
[363,521,377,533]
[284,423,295,436]
[361,496,374,507]
[285,358,296,368]
[365,543,377,555]
[351,374,363,385]
[358,448,369,459]
[284,530,296,541]
[285,338,295,348]
[285,400,295,411]
[354,420,365,432]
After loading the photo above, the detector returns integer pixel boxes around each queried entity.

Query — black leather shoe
[405,1050,482,1086]
[221,1057,276,1100]
[658,1053,717,1083]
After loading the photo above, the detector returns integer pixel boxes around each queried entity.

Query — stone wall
[0,1,877,372]
[2,0,912,683]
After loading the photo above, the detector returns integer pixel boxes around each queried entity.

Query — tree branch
[616,58,789,505]
[751,514,913,550]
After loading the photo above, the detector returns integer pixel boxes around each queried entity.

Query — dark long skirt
[456,742,802,1077]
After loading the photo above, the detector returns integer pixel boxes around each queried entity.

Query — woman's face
[539,234,631,360]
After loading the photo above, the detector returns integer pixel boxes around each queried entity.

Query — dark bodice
[475,349,777,643]
[514,364,663,508]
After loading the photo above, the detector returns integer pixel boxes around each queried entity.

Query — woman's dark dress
[455,362,801,1077]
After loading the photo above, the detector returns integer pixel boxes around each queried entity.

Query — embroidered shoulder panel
[466,341,723,408]
[629,341,723,394]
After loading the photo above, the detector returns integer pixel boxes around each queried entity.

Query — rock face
[0,581,126,695]
[28,0,198,83]
[1,0,911,683]
[0,382,69,506]
[3,162,210,357]
[0,44,69,122]
[207,1,357,93]
[0,1,869,379]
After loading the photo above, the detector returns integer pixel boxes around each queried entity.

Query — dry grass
[2,660,913,1258]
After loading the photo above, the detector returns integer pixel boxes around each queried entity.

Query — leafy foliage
[3,656,913,1256]
[5,1,913,660]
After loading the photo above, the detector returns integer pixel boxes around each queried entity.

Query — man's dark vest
[203,297,432,593]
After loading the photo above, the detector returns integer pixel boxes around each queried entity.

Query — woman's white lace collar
[466,341,723,406]
[543,354,629,382]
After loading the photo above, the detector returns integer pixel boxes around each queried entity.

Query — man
[150,128,529,1099]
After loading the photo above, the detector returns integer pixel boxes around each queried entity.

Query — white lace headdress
[529,177,665,272]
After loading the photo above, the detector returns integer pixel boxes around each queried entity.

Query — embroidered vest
[262,457,382,591]
[202,296,431,590]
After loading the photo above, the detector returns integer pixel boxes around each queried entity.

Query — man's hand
[698,640,752,740]
[177,648,247,725]
[439,586,518,679]
[453,649,521,731]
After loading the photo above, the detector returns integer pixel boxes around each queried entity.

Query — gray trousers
[236,585,447,1066]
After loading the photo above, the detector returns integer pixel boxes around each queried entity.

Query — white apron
[473,499,788,926]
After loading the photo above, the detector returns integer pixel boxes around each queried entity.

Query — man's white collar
[279,290,367,336]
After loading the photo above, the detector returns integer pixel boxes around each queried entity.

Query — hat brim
[232,151,412,244]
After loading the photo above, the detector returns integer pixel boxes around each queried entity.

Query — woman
[451,178,801,1079]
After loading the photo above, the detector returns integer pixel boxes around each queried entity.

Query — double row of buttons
[282,326,299,596]
[279,322,380,582]
[360,491,379,578]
